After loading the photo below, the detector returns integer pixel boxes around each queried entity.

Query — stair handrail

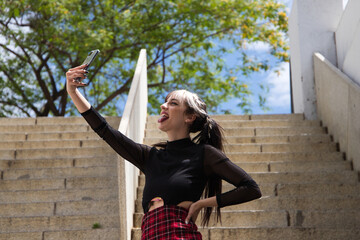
[117,49,148,240]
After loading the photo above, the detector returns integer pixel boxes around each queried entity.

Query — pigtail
[192,116,224,151]
[190,115,225,227]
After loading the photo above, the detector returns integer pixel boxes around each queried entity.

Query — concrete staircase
[1,113,359,240]
[132,114,360,240]
[0,116,122,240]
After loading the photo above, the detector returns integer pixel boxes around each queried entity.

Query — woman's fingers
[66,68,88,79]
[72,80,88,87]
[66,65,89,88]
[185,202,201,224]
[68,64,87,71]
[67,68,87,76]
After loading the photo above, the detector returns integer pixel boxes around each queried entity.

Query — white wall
[289,0,343,119]
[290,0,360,171]
[336,0,360,85]
[314,52,360,172]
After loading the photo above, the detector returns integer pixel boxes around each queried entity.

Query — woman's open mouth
[158,114,169,123]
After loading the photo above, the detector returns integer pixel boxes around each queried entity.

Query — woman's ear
[185,114,196,124]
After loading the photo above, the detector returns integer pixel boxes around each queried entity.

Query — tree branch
[0,43,28,62]
[47,47,68,73]
[118,0,136,13]
[35,64,59,116]
[146,47,161,70]
[0,66,40,115]
[0,100,32,117]
[95,76,132,110]
[161,49,166,84]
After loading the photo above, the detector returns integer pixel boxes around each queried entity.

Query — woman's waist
[148,199,193,212]
[143,203,191,220]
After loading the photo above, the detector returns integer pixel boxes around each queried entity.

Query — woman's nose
[160,102,168,109]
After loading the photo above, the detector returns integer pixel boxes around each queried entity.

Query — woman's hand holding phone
[66,65,89,92]
[66,49,99,94]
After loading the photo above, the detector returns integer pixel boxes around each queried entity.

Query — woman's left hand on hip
[185,201,202,224]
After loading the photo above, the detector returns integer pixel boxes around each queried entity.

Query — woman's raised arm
[66,64,91,113]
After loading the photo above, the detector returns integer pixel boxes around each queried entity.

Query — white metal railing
[117,49,148,240]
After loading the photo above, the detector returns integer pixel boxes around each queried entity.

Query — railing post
[117,49,147,240]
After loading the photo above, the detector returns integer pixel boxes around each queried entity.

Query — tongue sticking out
[158,115,169,123]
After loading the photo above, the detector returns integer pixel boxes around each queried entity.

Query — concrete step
[138,171,358,186]
[287,210,360,229]
[0,117,120,133]
[0,232,42,240]
[147,113,305,122]
[0,188,117,203]
[0,139,109,150]
[225,152,343,162]
[0,131,100,141]
[133,210,289,228]
[144,134,332,145]
[0,124,90,133]
[0,132,87,142]
[224,196,360,211]
[0,147,115,160]
[202,227,360,240]
[268,160,351,172]
[35,116,120,126]
[247,171,358,184]
[0,118,36,125]
[131,227,360,240]
[0,177,117,191]
[65,176,118,190]
[131,227,211,240]
[0,215,119,233]
[223,142,337,153]
[0,156,117,170]
[0,159,73,170]
[0,178,65,191]
[146,119,320,129]
[276,183,360,197]
[0,200,119,217]
[145,126,326,137]
[0,116,120,126]
[0,229,121,240]
[2,166,117,180]
[42,228,120,240]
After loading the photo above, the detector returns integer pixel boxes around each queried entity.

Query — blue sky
[218,0,293,115]
[230,0,349,115]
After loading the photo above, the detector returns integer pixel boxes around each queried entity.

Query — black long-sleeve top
[81,106,261,213]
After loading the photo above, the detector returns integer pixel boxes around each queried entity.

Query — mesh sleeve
[203,145,262,208]
[81,106,151,172]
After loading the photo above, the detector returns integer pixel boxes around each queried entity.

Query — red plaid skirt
[141,205,202,240]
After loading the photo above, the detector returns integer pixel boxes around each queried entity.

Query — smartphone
[75,49,100,82]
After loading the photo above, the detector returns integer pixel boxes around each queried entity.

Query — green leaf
[0,0,289,117]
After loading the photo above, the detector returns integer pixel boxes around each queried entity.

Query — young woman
[66,65,262,239]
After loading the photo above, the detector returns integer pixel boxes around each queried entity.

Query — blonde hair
[165,89,207,118]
